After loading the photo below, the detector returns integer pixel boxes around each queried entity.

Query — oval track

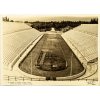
[19,33,85,78]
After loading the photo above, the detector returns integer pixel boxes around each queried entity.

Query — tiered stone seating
[74,24,98,36]
[62,24,98,62]
[3,22,31,34]
[3,22,42,66]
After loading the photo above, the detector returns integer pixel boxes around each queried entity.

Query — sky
[3,15,98,22]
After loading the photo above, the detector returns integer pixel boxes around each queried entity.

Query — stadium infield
[19,33,85,79]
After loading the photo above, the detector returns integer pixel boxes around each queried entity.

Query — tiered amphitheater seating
[62,24,98,63]
[3,22,42,66]
[3,22,31,34]
[73,24,98,36]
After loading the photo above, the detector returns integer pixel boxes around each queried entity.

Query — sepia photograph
[1,1,100,100]
[0,15,99,85]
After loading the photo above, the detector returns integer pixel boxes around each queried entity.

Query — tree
[24,21,28,23]
[10,20,14,22]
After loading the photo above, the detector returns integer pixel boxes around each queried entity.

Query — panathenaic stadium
[2,22,98,84]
